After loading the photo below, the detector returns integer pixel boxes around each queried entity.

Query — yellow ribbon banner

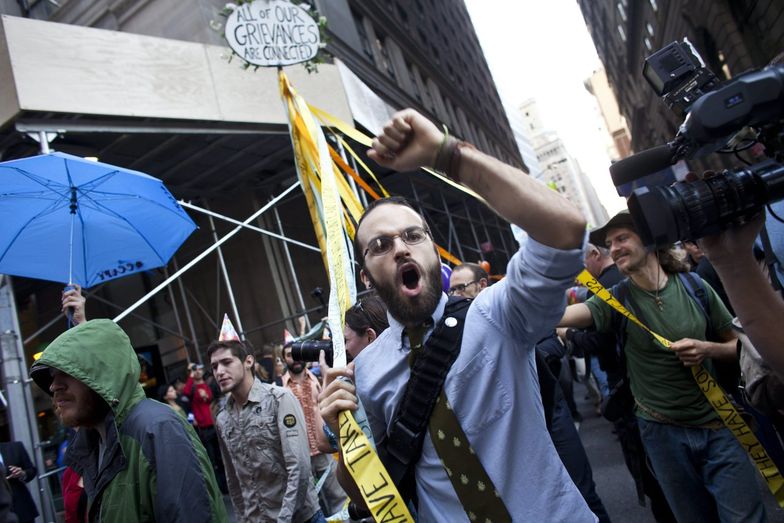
[576,269,784,507]
[280,70,413,522]
[339,410,413,521]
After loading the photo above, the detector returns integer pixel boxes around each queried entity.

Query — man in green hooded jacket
[30,319,228,522]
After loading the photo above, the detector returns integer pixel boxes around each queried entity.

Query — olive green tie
[408,328,511,522]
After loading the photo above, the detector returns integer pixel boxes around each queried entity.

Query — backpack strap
[677,272,715,341]
[380,297,471,498]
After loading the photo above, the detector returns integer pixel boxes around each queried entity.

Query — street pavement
[573,381,784,522]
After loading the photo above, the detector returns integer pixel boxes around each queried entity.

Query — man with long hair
[560,210,765,522]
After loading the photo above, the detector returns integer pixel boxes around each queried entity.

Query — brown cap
[588,210,637,247]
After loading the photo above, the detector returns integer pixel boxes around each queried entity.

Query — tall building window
[396,4,408,27]
[649,0,658,12]
[644,37,653,52]
[617,24,626,42]
[406,61,422,102]
[646,22,655,36]
[375,34,397,79]
[616,3,627,21]
[352,11,374,62]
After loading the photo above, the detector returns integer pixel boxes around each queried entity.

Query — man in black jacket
[0,440,38,523]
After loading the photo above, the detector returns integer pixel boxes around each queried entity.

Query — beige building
[518,99,608,228]
[584,67,632,161]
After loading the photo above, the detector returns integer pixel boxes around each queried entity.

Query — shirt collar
[226,377,264,409]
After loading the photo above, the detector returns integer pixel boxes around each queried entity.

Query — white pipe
[113,181,300,323]
[178,200,320,253]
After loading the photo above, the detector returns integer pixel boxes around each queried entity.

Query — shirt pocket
[246,413,285,476]
[247,414,277,446]
[444,346,511,436]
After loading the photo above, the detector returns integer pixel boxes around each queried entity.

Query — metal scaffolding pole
[407,179,448,250]
[347,147,369,209]
[205,204,245,340]
[172,256,200,363]
[163,266,186,344]
[113,181,301,324]
[494,214,513,255]
[439,191,465,261]
[273,205,309,330]
[0,276,54,523]
[463,201,483,258]
[178,201,320,253]
[476,207,496,256]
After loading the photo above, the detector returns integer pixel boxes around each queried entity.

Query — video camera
[287,340,335,367]
[610,38,784,246]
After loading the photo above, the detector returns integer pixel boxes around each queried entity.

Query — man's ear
[360,269,373,289]
[244,354,255,370]
[479,278,488,289]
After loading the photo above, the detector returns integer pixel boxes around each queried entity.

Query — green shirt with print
[586,273,733,426]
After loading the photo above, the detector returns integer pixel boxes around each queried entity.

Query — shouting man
[319,108,595,521]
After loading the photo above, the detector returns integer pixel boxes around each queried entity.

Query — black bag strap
[677,272,715,340]
[380,297,471,491]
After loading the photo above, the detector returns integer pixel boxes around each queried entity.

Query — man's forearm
[456,147,586,250]
[336,455,366,510]
[712,255,784,373]
[707,339,738,361]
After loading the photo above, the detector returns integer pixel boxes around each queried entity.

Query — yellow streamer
[308,103,484,203]
[576,269,784,507]
[335,136,390,198]
[282,71,413,521]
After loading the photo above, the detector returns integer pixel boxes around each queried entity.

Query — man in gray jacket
[209,339,324,523]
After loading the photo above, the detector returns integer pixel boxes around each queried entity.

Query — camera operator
[699,212,784,377]
[559,210,765,522]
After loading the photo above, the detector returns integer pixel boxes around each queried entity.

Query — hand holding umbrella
[61,284,86,327]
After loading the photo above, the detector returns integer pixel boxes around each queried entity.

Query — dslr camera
[610,38,784,246]
[287,340,336,367]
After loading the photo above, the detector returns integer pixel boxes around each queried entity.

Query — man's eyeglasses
[447,280,478,296]
[363,226,431,258]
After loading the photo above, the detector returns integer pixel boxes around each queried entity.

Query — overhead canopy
[0,14,354,197]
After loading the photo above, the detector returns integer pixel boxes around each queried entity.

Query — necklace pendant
[655,296,664,311]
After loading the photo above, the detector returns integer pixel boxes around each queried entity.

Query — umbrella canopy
[0,152,197,287]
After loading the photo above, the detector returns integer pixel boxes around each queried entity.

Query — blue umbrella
[0,152,197,288]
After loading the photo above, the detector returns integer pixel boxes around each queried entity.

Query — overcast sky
[464,0,627,215]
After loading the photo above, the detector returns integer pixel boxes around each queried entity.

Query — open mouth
[399,263,422,296]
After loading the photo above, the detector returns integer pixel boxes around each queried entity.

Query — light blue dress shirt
[355,237,597,522]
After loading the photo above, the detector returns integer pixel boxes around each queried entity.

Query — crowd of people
[1,106,783,522]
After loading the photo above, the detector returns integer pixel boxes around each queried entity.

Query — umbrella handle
[64,284,76,329]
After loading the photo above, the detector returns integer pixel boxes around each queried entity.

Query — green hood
[31,319,146,425]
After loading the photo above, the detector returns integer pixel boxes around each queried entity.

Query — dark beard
[366,260,443,326]
[288,362,305,374]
